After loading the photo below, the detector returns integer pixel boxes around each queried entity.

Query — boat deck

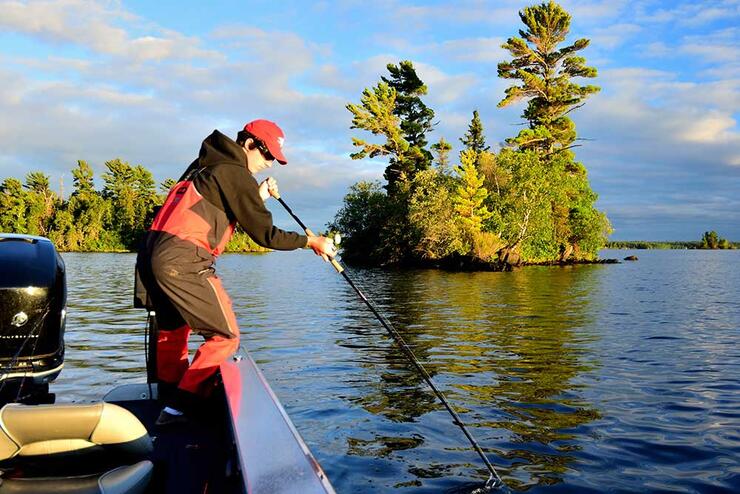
[101,351,335,494]
[110,388,243,494]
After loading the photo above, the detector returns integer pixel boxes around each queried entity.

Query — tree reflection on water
[338,264,606,490]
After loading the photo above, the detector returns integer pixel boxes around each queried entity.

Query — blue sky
[0,0,738,240]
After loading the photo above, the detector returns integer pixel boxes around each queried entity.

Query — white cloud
[638,42,671,58]
[679,30,740,63]
[678,112,737,143]
[394,2,522,27]
[576,66,740,179]
[307,64,358,94]
[209,24,326,75]
[636,28,740,67]
[430,37,507,64]
[0,0,125,45]
[0,0,219,62]
[392,0,629,29]
[587,23,642,49]
[414,62,478,106]
[560,0,629,21]
[636,1,740,27]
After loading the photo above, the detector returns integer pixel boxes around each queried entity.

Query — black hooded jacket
[143,130,307,266]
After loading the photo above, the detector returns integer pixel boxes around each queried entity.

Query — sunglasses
[255,141,275,162]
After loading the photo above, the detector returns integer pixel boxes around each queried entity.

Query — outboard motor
[0,234,65,403]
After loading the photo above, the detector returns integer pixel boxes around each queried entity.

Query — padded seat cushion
[0,459,153,494]
[0,403,152,477]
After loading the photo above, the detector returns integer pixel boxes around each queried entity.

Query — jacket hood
[198,130,246,168]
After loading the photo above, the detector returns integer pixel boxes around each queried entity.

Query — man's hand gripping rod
[271,191,344,273]
[271,190,506,492]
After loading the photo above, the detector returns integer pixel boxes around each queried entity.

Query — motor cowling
[0,234,66,393]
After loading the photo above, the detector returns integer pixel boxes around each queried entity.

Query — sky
[0,0,738,241]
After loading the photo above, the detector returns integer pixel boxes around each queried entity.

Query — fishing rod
[273,191,506,492]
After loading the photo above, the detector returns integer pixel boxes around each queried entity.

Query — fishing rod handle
[304,228,344,273]
[330,259,344,273]
[269,188,281,200]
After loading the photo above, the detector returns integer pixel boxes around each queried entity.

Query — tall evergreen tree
[64,161,110,250]
[102,159,155,249]
[431,137,453,175]
[497,0,599,156]
[102,159,135,245]
[0,178,29,234]
[382,61,435,152]
[25,172,51,194]
[460,110,490,156]
[72,160,96,195]
[347,61,436,195]
[382,61,435,185]
[347,82,410,195]
[497,1,609,260]
[132,165,158,230]
[24,172,57,236]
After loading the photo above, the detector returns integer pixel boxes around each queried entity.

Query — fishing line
[274,193,506,492]
[15,308,47,403]
[0,303,50,402]
[144,310,156,399]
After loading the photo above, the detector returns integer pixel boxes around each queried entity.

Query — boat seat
[0,402,153,493]
[0,460,152,493]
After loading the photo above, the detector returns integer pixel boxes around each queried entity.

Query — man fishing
[135,119,336,425]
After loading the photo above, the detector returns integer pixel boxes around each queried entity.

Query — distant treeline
[607,236,737,250]
[0,160,268,253]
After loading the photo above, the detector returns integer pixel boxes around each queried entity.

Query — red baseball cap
[244,119,288,165]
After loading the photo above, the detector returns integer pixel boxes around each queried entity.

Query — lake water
[53,249,740,493]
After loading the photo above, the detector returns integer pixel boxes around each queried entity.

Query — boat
[0,233,336,494]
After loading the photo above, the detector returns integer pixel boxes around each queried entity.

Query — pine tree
[497,0,599,156]
[347,82,411,195]
[496,1,609,260]
[382,61,435,153]
[347,61,436,196]
[452,150,492,233]
[72,160,96,195]
[381,61,435,186]
[132,165,158,234]
[65,161,110,250]
[431,137,453,175]
[0,178,29,233]
[24,172,57,236]
[460,110,490,156]
[102,159,156,249]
